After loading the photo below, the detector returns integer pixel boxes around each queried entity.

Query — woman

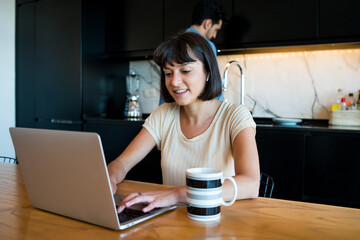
[108,32,260,213]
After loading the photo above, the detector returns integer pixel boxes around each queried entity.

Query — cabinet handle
[50,119,82,124]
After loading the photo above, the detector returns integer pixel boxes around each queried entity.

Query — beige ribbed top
[143,102,256,186]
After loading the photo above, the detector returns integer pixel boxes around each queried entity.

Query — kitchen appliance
[124,71,142,120]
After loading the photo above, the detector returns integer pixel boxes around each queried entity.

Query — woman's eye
[182,70,191,74]
[164,72,172,77]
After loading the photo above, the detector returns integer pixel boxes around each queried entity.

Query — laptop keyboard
[118,207,151,223]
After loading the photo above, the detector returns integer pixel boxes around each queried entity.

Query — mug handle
[220,177,238,206]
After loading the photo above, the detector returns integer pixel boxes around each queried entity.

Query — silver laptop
[9,127,176,230]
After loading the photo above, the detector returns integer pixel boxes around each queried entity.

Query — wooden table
[1,162,359,239]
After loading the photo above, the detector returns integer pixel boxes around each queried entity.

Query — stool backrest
[259,172,274,198]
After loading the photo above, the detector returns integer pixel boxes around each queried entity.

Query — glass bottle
[357,90,360,110]
[348,93,355,109]
[337,88,343,104]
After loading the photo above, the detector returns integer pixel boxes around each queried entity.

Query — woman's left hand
[117,186,186,213]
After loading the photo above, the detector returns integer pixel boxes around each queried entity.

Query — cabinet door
[305,132,360,208]
[232,0,317,46]
[106,0,163,54]
[164,0,232,48]
[16,3,36,128]
[84,123,163,184]
[319,0,360,40]
[256,129,305,201]
[35,0,82,121]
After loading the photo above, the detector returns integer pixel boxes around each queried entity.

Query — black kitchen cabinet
[304,132,360,208]
[16,0,82,130]
[319,0,360,42]
[89,0,360,58]
[255,128,305,201]
[35,0,82,124]
[84,122,162,184]
[163,0,232,48]
[16,2,36,128]
[82,0,129,117]
[256,125,360,208]
[82,58,129,118]
[106,0,163,56]
[231,0,317,48]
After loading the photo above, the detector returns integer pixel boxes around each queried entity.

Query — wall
[0,0,15,158]
[130,48,360,119]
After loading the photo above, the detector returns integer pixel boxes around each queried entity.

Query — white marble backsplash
[130,48,360,119]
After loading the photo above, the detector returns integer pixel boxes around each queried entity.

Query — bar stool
[259,172,274,198]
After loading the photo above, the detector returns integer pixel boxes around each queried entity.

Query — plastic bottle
[332,88,343,111]
[341,97,347,110]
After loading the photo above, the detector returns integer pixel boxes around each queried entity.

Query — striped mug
[186,168,238,221]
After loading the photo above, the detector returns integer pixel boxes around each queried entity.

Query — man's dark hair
[192,0,228,26]
[153,32,222,103]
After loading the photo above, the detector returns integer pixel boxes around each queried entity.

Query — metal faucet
[223,60,245,105]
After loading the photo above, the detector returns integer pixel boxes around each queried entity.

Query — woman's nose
[170,72,182,86]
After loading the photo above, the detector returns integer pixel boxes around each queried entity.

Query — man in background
[160,0,228,104]
[186,0,228,58]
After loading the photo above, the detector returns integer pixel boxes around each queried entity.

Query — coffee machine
[124,71,142,120]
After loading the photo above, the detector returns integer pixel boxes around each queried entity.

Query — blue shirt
[185,28,217,56]
[159,28,224,104]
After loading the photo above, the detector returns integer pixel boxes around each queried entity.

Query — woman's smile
[173,89,189,95]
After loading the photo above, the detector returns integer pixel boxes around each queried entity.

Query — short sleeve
[143,103,174,150]
[228,104,256,144]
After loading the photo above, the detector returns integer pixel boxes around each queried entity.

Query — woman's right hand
[117,186,186,213]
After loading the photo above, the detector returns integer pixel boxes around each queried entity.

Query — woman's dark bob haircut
[153,32,222,102]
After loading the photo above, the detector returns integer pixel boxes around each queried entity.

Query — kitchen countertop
[253,117,360,133]
[83,114,360,133]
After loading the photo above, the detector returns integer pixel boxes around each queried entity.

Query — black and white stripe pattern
[186,178,221,189]
[186,186,222,206]
[187,205,221,221]
[186,176,223,221]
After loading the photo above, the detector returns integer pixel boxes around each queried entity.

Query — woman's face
[163,58,207,106]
